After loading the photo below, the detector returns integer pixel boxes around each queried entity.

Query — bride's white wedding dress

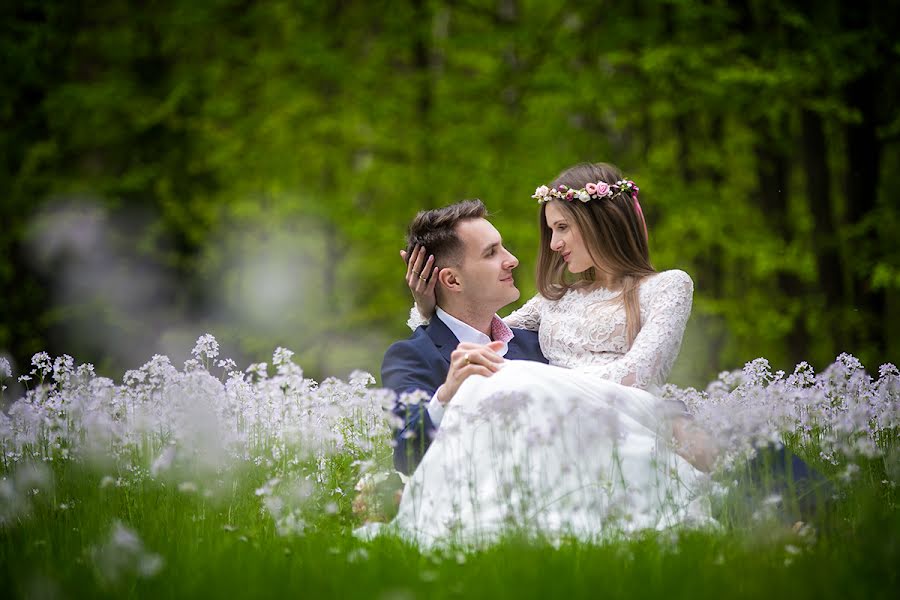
[385,270,714,547]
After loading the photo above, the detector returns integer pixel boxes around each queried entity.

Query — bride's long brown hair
[537,162,655,348]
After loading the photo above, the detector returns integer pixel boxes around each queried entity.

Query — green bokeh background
[2,0,898,386]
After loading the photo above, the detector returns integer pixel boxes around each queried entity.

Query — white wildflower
[274,511,306,537]
[216,358,238,372]
[31,352,52,377]
[91,522,164,584]
[347,547,369,563]
[839,463,860,483]
[150,446,176,478]
[255,477,281,497]
[0,357,11,378]
[191,334,219,361]
[272,347,294,367]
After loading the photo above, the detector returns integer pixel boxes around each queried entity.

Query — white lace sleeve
[502,294,543,331]
[580,270,693,389]
[406,304,430,330]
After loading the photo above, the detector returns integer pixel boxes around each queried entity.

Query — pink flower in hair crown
[533,185,550,200]
[532,177,637,204]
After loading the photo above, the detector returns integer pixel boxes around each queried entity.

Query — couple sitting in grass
[371,161,822,548]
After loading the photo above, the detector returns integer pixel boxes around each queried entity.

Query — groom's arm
[382,336,506,474]
[381,338,447,475]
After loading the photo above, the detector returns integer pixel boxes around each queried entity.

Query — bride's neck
[589,272,623,291]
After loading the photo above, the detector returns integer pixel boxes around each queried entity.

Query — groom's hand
[437,341,505,405]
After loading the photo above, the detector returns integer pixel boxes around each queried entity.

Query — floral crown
[531,179,639,204]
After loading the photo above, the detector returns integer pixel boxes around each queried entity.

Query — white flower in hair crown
[532,179,639,204]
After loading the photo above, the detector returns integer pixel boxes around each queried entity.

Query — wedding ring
[419,274,427,281]
[464,353,470,365]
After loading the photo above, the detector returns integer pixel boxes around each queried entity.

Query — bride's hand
[402,245,438,319]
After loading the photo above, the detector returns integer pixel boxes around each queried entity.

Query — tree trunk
[841,0,887,358]
[843,75,886,355]
[800,107,845,361]
[801,109,841,301]
[754,119,809,365]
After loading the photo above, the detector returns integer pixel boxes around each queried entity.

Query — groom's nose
[503,249,519,269]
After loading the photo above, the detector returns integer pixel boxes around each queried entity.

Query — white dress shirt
[426,307,511,426]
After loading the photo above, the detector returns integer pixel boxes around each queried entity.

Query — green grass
[2,454,897,600]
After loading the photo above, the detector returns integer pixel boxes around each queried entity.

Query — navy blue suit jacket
[381,316,547,474]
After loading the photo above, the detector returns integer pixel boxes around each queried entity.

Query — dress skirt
[387,360,714,548]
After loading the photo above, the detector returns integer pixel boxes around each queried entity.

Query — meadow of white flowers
[0,335,399,534]
[668,355,899,475]
[1,335,897,538]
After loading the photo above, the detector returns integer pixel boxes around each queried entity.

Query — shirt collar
[435,307,512,357]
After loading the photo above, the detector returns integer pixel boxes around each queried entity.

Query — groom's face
[452,218,520,311]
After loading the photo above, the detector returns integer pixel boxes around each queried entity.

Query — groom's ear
[438,267,460,293]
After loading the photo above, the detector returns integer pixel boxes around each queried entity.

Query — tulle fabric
[381,361,714,548]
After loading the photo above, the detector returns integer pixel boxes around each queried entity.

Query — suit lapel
[425,317,459,364]
[428,319,540,363]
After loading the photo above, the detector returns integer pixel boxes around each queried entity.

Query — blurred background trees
[2,0,898,387]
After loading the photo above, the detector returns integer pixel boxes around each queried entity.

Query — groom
[381,199,547,474]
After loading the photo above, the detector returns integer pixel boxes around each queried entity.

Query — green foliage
[1,0,898,384]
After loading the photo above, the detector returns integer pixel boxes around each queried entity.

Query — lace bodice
[409,270,693,391]
[504,270,693,390]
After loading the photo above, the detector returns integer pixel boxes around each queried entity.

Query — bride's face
[545,202,594,273]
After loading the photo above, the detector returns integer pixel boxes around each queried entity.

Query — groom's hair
[406,199,487,268]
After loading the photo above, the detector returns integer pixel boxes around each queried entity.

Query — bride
[386,162,717,547]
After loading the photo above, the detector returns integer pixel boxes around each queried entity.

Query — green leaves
[1,0,897,383]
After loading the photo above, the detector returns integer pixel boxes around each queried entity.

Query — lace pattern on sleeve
[502,294,543,331]
[406,304,430,331]
[580,271,693,389]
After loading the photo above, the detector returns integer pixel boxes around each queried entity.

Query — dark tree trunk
[800,107,846,360]
[843,77,886,355]
[0,0,80,368]
[800,109,842,304]
[754,124,791,239]
[754,119,809,364]
[841,0,887,357]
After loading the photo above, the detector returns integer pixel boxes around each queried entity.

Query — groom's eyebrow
[481,241,500,256]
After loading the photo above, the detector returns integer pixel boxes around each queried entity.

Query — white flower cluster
[0,336,398,504]
[91,521,164,584]
[0,357,11,379]
[661,354,899,470]
[0,460,53,526]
